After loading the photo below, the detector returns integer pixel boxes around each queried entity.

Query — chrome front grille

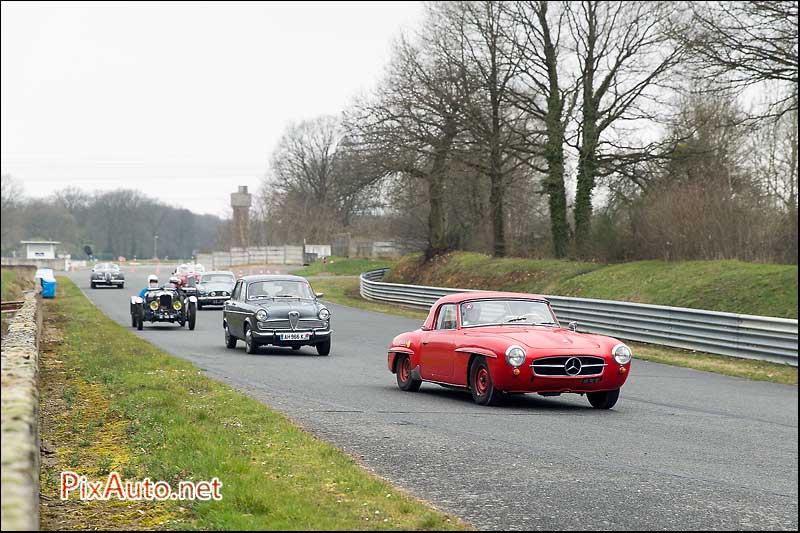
[258,318,327,330]
[531,356,606,377]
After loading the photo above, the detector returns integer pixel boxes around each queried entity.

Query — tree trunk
[544,129,569,257]
[426,166,447,259]
[574,8,598,258]
[490,174,506,257]
[539,3,569,258]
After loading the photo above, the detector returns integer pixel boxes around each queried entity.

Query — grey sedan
[222,275,331,355]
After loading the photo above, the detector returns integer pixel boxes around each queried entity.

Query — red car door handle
[422,341,429,345]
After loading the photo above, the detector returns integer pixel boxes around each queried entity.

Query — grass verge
[629,342,796,386]
[311,276,796,386]
[2,267,34,301]
[39,277,466,530]
[2,267,35,337]
[309,276,427,321]
[292,257,397,277]
[386,252,798,319]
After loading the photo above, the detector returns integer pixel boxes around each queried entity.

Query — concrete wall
[196,246,306,270]
[331,234,410,258]
[2,257,66,271]
[1,291,41,531]
[305,244,331,257]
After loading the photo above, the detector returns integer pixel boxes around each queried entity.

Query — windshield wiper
[505,316,530,323]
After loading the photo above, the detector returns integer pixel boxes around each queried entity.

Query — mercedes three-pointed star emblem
[565,357,582,376]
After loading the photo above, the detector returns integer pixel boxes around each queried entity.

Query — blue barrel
[35,268,57,298]
[41,278,56,298]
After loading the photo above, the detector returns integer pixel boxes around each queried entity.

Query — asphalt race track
[66,268,798,530]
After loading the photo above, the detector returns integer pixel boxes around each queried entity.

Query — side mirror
[568,321,578,332]
[315,292,325,299]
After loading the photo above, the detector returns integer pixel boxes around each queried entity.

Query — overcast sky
[1,1,423,216]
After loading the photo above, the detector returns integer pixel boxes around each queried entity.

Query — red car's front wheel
[587,388,620,409]
[396,354,421,392]
[469,357,502,406]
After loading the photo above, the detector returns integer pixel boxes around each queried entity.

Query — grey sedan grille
[258,318,327,330]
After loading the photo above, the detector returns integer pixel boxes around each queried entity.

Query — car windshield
[201,274,235,284]
[96,263,117,271]
[177,265,191,274]
[247,280,315,300]
[459,299,557,327]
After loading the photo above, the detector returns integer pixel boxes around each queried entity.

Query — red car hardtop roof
[423,292,550,330]
[435,291,548,304]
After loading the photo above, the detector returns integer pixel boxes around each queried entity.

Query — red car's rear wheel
[469,357,502,406]
[396,354,421,392]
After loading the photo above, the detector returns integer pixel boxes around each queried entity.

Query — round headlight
[256,309,268,321]
[198,287,206,294]
[613,344,632,365]
[505,345,526,368]
[173,301,182,310]
[318,308,330,320]
[149,301,159,310]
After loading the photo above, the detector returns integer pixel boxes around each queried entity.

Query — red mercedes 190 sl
[387,292,632,409]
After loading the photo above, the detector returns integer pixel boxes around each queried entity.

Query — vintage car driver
[139,275,159,298]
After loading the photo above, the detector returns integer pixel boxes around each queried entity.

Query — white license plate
[279,332,310,341]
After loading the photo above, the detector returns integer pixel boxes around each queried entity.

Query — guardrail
[360,269,798,366]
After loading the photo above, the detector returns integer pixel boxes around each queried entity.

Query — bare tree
[261,115,381,243]
[751,109,799,261]
[436,0,536,257]
[566,0,684,256]
[1,175,24,252]
[511,1,576,258]
[680,0,798,118]
[347,7,472,258]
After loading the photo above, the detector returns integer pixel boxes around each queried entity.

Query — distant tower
[230,185,252,248]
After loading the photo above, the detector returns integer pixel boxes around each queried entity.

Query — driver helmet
[168,276,181,287]
[462,302,480,325]
[147,274,159,288]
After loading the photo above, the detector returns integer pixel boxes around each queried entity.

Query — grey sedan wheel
[224,323,237,349]
[245,326,258,354]
[316,339,331,356]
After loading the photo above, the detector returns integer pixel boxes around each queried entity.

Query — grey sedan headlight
[505,345,526,367]
[198,287,206,294]
[318,308,330,320]
[256,309,268,321]
[612,344,632,365]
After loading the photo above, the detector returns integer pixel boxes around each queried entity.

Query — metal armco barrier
[360,269,798,366]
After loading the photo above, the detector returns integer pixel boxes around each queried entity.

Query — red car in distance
[387,292,632,408]
[173,263,203,286]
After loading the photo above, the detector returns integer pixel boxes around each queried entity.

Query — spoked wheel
[469,357,502,406]
[587,389,620,409]
[396,354,421,392]
[244,326,258,354]
[224,323,237,349]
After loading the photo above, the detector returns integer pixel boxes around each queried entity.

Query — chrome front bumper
[251,329,331,341]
